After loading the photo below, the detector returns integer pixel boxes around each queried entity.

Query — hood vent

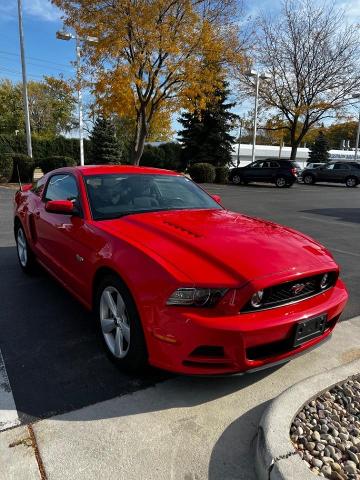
[162,220,202,238]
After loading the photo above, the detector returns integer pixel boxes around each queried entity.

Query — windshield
[84,173,222,220]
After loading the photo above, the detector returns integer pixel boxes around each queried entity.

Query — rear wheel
[303,174,315,185]
[15,223,36,274]
[95,274,147,372]
[231,174,242,185]
[275,176,287,188]
[345,176,358,188]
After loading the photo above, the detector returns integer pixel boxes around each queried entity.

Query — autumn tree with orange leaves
[52,0,244,164]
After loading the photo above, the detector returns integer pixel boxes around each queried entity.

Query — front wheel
[231,174,242,185]
[15,224,36,274]
[345,176,358,188]
[303,174,315,185]
[95,275,147,372]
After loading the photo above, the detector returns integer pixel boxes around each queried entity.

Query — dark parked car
[229,159,298,188]
[301,162,360,188]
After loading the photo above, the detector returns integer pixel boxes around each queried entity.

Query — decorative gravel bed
[290,377,360,479]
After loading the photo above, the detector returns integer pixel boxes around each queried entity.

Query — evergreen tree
[90,117,121,164]
[308,131,330,164]
[178,83,237,167]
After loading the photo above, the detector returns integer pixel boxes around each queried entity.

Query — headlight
[166,288,228,307]
[320,273,330,290]
[250,290,264,308]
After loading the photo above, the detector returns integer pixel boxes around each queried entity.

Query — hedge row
[188,163,229,184]
[0,134,92,164]
[0,154,77,183]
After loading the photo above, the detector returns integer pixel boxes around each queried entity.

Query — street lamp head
[245,69,258,77]
[260,72,271,80]
[56,30,73,41]
[84,35,99,44]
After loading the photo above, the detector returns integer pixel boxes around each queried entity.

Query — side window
[270,161,280,168]
[326,164,335,170]
[334,163,349,170]
[45,174,79,202]
[32,176,47,197]
[250,161,264,168]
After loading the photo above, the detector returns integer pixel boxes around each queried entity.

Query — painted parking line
[0,349,20,431]
[329,248,360,258]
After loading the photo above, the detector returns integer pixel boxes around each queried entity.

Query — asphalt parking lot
[0,182,359,426]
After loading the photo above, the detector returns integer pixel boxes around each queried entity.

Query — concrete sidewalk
[2,317,360,480]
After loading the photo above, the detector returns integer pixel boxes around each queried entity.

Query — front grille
[241,271,338,313]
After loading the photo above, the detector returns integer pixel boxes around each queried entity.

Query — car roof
[49,165,182,177]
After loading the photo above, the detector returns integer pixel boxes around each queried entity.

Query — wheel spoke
[114,327,123,357]
[101,318,115,334]
[121,322,130,343]
[105,290,117,317]
[116,292,126,316]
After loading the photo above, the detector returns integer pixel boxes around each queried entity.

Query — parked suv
[229,159,298,188]
[301,161,360,187]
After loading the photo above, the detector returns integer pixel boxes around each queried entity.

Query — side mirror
[45,200,74,214]
[22,184,33,192]
[211,194,222,204]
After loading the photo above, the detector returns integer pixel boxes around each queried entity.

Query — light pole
[246,70,271,163]
[352,94,360,162]
[236,118,243,167]
[56,31,98,166]
[17,0,32,158]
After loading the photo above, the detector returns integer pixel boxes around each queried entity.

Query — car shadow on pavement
[208,401,268,480]
[0,246,284,425]
[301,208,360,225]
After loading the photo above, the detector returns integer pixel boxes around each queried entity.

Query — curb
[255,357,360,480]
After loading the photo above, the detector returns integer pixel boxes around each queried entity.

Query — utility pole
[355,109,360,162]
[245,70,271,163]
[76,36,84,166]
[236,119,243,167]
[17,0,32,158]
[252,73,260,164]
[57,31,98,166]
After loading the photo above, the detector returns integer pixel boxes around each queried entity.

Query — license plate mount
[293,314,327,347]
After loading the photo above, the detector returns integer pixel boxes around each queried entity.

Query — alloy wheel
[232,175,241,185]
[17,228,28,267]
[304,175,314,185]
[276,177,286,187]
[346,177,357,188]
[100,286,130,358]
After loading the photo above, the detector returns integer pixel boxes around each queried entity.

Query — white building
[231,144,357,169]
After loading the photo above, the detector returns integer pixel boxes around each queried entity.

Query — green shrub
[158,142,185,171]
[0,134,93,164]
[10,154,35,183]
[0,155,13,182]
[39,156,77,174]
[0,138,13,182]
[188,163,216,183]
[214,166,229,184]
[140,145,166,168]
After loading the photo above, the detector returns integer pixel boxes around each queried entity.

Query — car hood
[97,209,337,286]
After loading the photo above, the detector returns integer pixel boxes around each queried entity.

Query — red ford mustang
[14,165,348,375]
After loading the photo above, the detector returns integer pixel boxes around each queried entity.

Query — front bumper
[145,279,348,375]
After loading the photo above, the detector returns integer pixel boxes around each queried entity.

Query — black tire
[275,176,287,188]
[303,174,315,185]
[231,174,242,185]
[345,176,358,188]
[15,222,36,274]
[95,274,148,373]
